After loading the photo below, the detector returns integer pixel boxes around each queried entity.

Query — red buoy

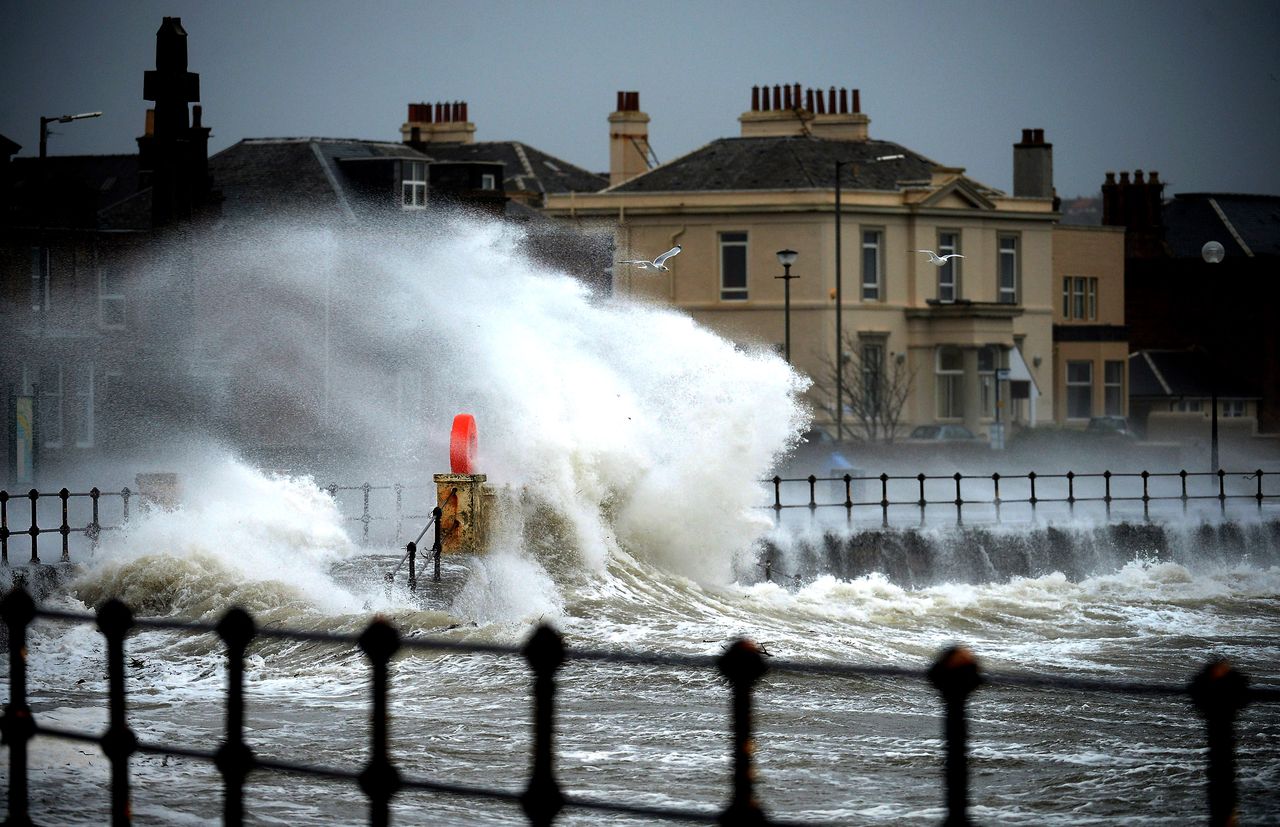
[450,414,478,474]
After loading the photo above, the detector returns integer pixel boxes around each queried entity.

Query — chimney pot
[828,86,836,113]
[1119,171,1130,184]
[461,101,468,121]
[1032,128,1044,143]
[806,88,814,111]
[783,84,792,109]
[434,102,443,122]
[792,82,801,107]
[617,91,625,111]
[816,90,825,114]
[192,104,202,129]
[751,86,759,111]
[852,88,861,113]
[1021,128,1033,143]
[1134,169,1145,184]
[1148,170,1159,183]
[839,88,848,114]
[1105,171,1116,184]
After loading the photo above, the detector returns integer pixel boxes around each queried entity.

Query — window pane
[862,230,881,301]
[938,346,963,372]
[720,233,748,299]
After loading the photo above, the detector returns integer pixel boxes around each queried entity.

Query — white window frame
[978,346,997,419]
[719,231,748,301]
[1221,400,1246,418]
[402,161,427,209]
[937,231,960,302]
[480,173,496,190]
[1066,360,1093,420]
[1103,360,1124,416]
[98,261,126,330]
[860,339,885,411]
[861,229,883,301]
[998,234,1019,304]
[935,346,964,419]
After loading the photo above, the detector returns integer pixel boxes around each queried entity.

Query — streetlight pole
[39,111,103,158]
[1202,240,1224,471]
[775,249,799,364]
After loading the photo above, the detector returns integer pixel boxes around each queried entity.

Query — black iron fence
[766,467,1280,525]
[0,486,133,566]
[2,586,1276,826]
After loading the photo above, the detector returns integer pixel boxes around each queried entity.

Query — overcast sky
[4,0,1278,199]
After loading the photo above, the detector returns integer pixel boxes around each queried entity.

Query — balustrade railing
[2,587,1276,826]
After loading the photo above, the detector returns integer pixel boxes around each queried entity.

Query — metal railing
[385,506,443,591]
[0,487,133,565]
[765,467,1280,525]
[320,482,435,547]
[2,586,1276,826]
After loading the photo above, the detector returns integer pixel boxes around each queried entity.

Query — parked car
[907,424,977,441]
[1085,416,1135,438]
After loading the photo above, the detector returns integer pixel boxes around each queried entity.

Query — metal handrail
[2,587,1276,826]
[383,507,443,591]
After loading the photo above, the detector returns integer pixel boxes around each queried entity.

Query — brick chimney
[1012,128,1054,200]
[1102,168,1165,257]
[136,17,214,227]
[609,91,651,187]
[739,85,869,140]
[401,100,475,146]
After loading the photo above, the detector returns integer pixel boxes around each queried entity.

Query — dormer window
[402,161,426,209]
[481,173,496,190]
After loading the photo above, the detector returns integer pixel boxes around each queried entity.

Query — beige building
[1051,224,1129,424]
[546,87,1060,440]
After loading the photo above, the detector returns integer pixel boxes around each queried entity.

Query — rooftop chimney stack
[1012,127,1054,201]
[401,99,476,146]
[609,90,651,187]
[740,83,869,139]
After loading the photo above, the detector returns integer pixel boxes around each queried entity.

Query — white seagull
[621,245,682,271]
[913,249,964,266]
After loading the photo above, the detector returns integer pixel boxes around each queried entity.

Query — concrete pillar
[962,347,982,435]
[434,473,489,555]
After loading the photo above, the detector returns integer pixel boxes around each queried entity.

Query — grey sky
[4,0,1278,199]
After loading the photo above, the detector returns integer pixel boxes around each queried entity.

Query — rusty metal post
[215,608,257,827]
[719,639,769,826]
[928,646,981,826]
[1189,659,1249,827]
[358,620,402,827]
[1,587,37,826]
[432,506,442,583]
[521,625,565,827]
[59,488,70,562]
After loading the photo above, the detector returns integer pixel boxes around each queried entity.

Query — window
[1066,360,1092,419]
[861,340,884,411]
[31,247,49,311]
[978,346,997,419]
[936,346,964,419]
[402,161,426,208]
[1062,277,1098,320]
[480,173,496,190]
[73,363,94,448]
[1221,400,1246,418]
[719,232,748,300]
[1103,360,1124,416]
[862,229,883,301]
[1174,399,1203,413]
[937,231,960,301]
[32,364,64,448]
[98,262,126,329]
[998,235,1019,304]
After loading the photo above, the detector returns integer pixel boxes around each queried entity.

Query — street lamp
[1202,240,1224,471]
[39,111,103,158]
[775,248,799,363]
[834,153,904,439]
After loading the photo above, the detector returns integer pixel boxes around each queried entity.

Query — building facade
[546,88,1059,441]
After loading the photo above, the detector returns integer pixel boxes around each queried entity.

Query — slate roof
[1163,193,1280,259]
[5,154,146,229]
[209,138,426,221]
[423,141,606,195]
[607,136,986,194]
[1128,349,1258,399]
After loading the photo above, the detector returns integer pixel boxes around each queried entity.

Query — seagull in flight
[913,249,964,266]
[621,245,682,271]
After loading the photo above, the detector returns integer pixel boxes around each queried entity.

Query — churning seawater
[6,217,1279,825]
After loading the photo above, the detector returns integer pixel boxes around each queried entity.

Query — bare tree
[813,334,915,442]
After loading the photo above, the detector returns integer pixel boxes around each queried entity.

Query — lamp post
[39,111,103,158]
[1202,240,1224,471]
[775,249,799,363]
[834,153,904,439]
